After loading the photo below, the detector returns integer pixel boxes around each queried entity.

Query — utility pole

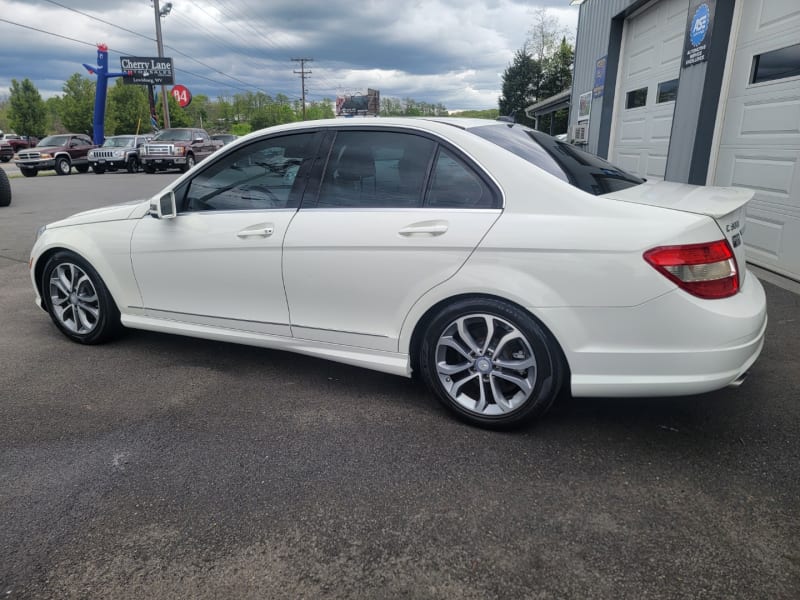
[153,0,171,128]
[292,58,313,120]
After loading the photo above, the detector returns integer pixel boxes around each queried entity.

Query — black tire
[180,154,196,173]
[143,164,156,174]
[21,167,37,177]
[55,156,71,176]
[93,166,106,174]
[0,168,11,207]
[419,297,565,429]
[41,251,122,344]
[126,157,140,173]
[0,156,10,163]
[75,164,90,173]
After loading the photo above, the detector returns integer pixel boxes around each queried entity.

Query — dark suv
[88,135,150,174]
[15,134,96,177]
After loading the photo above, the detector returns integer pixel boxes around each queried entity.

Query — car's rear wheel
[41,251,122,344]
[55,157,71,175]
[420,298,565,429]
[21,168,37,177]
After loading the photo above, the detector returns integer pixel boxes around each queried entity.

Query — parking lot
[1,165,799,599]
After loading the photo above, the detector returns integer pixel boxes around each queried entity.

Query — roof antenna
[496,110,516,124]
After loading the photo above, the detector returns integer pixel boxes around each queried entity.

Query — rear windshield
[468,123,644,195]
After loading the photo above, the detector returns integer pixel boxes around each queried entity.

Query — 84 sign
[171,84,192,108]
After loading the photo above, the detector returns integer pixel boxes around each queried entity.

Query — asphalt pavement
[1,169,798,599]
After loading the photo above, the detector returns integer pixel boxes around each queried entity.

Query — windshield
[38,135,70,147]
[468,123,644,195]
[153,130,192,142]
[102,136,135,148]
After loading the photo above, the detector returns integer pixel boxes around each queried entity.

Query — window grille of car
[93,150,120,159]
[17,151,41,160]
[146,144,174,156]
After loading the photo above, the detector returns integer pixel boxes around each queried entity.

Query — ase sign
[120,56,175,85]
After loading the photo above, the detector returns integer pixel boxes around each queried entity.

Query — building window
[656,79,679,103]
[751,43,800,84]
[625,87,647,109]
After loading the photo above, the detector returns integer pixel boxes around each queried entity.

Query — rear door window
[468,123,644,195]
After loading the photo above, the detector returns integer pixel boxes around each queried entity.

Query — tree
[8,78,47,137]
[527,7,572,63]
[155,93,191,128]
[59,73,95,136]
[540,37,574,97]
[498,49,540,127]
[106,80,150,135]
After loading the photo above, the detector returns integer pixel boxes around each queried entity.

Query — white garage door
[611,0,687,180]
[713,0,800,281]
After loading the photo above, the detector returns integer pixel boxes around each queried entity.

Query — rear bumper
[535,271,768,398]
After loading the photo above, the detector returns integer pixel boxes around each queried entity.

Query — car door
[69,135,92,161]
[130,131,321,336]
[282,128,502,352]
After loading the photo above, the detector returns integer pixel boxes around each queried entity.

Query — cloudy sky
[0,0,577,112]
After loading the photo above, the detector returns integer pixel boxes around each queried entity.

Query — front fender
[31,220,142,313]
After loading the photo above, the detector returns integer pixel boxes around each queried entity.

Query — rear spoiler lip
[601,181,754,219]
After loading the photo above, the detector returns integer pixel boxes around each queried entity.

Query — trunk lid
[603,180,752,284]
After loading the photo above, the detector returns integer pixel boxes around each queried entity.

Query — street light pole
[153,0,171,128]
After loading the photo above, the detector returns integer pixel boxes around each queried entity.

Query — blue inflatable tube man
[83,44,127,145]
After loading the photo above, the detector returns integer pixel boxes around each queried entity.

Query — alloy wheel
[435,313,537,416]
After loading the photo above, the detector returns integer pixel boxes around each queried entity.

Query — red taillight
[644,240,739,299]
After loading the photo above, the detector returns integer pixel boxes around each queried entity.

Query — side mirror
[150,191,177,219]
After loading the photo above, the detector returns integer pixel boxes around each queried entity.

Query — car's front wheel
[180,154,196,173]
[21,168,37,177]
[55,157,71,175]
[75,164,90,174]
[419,298,565,429]
[93,165,106,174]
[41,251,122,344]
[127,157,140,173]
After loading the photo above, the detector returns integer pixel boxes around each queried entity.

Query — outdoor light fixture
[569,0,587,5]
[160,2,173,17]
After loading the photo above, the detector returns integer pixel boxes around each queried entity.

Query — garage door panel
[753,0,800,36]
[620,117,647,142]
[611,0,685,180]
[740,99,800,137]
[714,0,800,280]
[645,154,668,178]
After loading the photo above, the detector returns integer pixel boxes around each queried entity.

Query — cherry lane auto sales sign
[683,1,715,68]
[120,57,175,85]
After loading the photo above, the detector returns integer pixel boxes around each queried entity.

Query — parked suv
[140,128,221,173]
[0,134,39,162]
[88,135,150,174]
[15,134,96,177]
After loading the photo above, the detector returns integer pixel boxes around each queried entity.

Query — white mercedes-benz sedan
[29,118,767,428]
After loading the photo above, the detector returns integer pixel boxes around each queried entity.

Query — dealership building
[567,0,800,281]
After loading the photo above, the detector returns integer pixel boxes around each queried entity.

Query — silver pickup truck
[140,128,222,173]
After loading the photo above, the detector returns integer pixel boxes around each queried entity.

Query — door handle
[237,223,274,238]
[398,220,449,237]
